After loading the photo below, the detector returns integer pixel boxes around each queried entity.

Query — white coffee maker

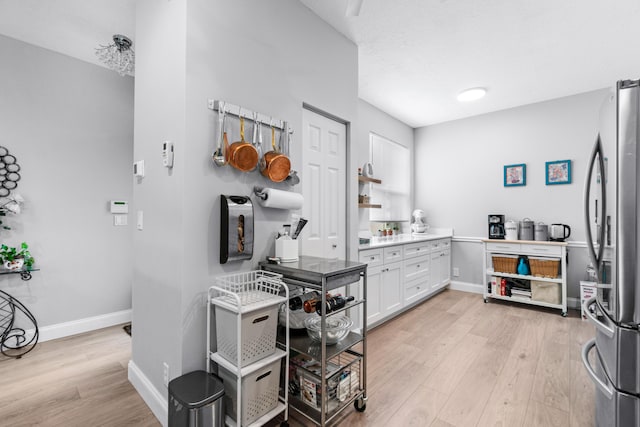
[411,209,429,234]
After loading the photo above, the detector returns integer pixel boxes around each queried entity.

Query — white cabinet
[430,239,451,292]
[359,237,452,328]
[404,253,430,305]
[365,264,383,325]
[482,239,568,316]
[359,248,403,325]
[381,261,403,317]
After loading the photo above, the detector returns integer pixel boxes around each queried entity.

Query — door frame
[302,102,354,261]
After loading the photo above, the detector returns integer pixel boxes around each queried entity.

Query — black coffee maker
[488,214,505,239]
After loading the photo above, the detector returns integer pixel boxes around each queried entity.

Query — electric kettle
[549,223,571,241]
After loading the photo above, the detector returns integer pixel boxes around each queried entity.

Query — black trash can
[168,370,225,427]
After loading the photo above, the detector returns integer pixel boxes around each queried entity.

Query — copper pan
[260,125,291,182]
[227,115,259,172]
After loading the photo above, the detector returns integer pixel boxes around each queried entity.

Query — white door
[301,109,347,259]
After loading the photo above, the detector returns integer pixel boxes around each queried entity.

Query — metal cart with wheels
[261,256,367,426]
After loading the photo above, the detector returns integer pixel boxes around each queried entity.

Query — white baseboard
[29,309,132,342]
[128,360,167,427]
[449,280,484,294]
[567,297,580,310]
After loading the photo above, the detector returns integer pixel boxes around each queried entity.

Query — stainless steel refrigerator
[582,79,640,426]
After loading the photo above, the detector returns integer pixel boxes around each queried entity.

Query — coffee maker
[488,214,506,239]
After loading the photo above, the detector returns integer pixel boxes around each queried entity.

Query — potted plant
[0,242,35,271]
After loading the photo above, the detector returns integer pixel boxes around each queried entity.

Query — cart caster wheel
[484,298,488,303]
[280,422,289,427]
[354,398,366,412]
[561,311,568,317]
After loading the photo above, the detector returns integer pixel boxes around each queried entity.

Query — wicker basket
[492,254,518,274]
[529,257,560,278]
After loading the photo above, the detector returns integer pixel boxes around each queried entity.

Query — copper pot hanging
[260,125,291,182]
[227,115,259,172]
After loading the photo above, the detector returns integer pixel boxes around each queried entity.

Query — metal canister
[534,222,549,241]
[519,218,534,241]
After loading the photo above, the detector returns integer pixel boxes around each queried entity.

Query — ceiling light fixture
[457,87,487,102]
[95,34,135,77]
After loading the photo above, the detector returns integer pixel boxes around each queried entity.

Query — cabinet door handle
[370,256,375,260]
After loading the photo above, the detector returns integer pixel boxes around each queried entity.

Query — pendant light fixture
[95,34,135,77]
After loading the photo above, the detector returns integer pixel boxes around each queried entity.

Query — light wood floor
[0,323,159,426]
[0,290,595,427]
[288,290,596,427]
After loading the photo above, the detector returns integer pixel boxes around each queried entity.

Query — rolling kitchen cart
[481,239,568,316]
[260,256,367,426]
[207,270,290,427]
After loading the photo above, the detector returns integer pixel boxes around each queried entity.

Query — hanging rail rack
[207,99,287,132]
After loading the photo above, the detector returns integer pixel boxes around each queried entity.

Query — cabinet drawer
[383,246,403,263]
[359,249,383,267]
[486,242,521,253]
[521,244,562,257]
[431,238,450,251]
[405,281,429,303]
[404,241,429,259]
[403,254,429,283]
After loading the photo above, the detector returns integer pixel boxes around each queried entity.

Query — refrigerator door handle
[581,338,614,400]
[583,296,615,338]
[583,134,607,276]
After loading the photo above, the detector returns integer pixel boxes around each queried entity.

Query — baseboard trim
[449,280,484,294]
[29,309,132,342]
[128,360,167,427]
[567,297,580,310]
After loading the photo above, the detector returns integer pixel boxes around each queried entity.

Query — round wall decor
[0,147,21,197]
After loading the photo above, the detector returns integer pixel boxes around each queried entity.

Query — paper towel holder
[253,186,267,200]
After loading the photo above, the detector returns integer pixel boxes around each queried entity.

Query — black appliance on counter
[488,214,505,239]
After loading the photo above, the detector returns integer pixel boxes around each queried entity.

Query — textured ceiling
[299,0,640,126]
[2,1,640,127]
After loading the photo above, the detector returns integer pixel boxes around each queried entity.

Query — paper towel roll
[257,188,304,210]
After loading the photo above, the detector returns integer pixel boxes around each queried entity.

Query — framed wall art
[504,163,526,187]
[545,159,571,185]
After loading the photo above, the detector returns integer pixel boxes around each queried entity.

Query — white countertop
[358,232,452,250]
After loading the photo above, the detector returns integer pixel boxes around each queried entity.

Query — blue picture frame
[504,163,526,187]
[545,159,571,185]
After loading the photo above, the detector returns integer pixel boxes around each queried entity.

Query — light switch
[137,211,143,230]
[114,214,128,226]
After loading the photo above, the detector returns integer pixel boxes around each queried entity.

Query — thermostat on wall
[110,200,129,214]
[133,160,145,177]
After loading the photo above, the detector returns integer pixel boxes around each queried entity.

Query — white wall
[415,89,610,298]
[0,35,134,329]
[357,99,414,233]
[415,89,608,239]
[132,0,358,410]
